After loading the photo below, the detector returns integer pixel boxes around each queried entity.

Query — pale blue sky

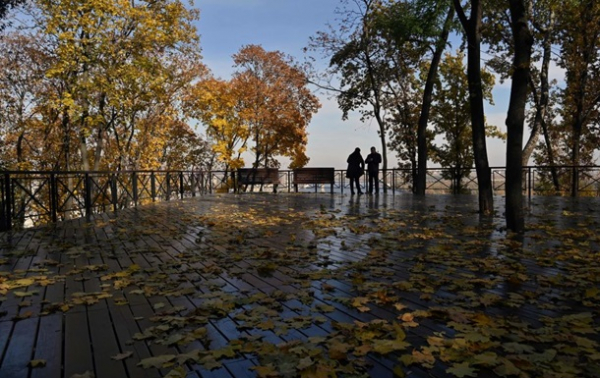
[194,0,511,168]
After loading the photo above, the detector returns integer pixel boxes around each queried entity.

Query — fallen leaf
[446,362,478,377]
[29,359,46,368]
[110,351,133,361]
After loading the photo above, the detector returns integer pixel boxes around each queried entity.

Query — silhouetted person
[346,147,364,195]
[365,146,382,194]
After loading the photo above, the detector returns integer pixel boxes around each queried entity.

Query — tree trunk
[416,6,454,196]
[540,117,560,192]
[454,0,494,215]
[522,10,554,166]
[505,0,533,233]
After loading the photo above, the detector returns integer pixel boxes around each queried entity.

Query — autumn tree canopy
[0,0,211,172]
[186,45,320,171]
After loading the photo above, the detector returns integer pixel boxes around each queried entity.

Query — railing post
[2,173,11,231]
[179,171,184,199]
[151,171,156,202]
[166,172,171,201]
[392,170,396,193]
[110,174,118,212]
[132,171,138,206]
[84,173,92,218]
[49,173,58,223]
[190,171,196,197]
[528,167,532,200]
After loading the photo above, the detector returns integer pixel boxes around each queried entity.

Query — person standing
[365,146,382,194]
[346,147,364,195]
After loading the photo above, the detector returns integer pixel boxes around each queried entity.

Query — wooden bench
[236,168,279,192]
[293,167,335,193]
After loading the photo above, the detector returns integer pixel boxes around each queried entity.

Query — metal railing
[0,170,207,231]
[1,166,599,231]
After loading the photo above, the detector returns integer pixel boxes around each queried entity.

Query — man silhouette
[365,146,382,194]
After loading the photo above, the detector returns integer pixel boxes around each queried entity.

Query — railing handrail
[2,166,599,231]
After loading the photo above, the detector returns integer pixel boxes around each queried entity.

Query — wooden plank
[0,317,37,378]
[88,307,129,378]
[64,310,94,378]
[30,314,62,378]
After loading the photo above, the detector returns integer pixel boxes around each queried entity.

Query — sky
[194,0,514,169]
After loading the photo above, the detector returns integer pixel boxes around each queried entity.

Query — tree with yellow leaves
[184,77,250,172]
[32,0,205,171]
[232,45,320,169]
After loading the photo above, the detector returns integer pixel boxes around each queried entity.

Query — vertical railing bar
[151,171,156,202]
[179,171,184,199]
[50,172,58,223]
[166,172,171,201]
[110,174,118,213]
[84,172,92,218]
[132,171,138,206]
[3,173,12,231]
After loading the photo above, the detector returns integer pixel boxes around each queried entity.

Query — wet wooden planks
[0,193,599,378]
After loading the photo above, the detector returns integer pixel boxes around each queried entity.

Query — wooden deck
[1,193,599,378]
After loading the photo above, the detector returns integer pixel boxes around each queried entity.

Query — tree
[232,45,320,169]
[504,0,533,232]
[556,0,600,196]
[33,0,205,172]
[0,33,49,170]
[308,0,396,179]
[486,0,560,191]
[430,50,501,193]
[184,77,251,172]
[374,0,456,195]
[453,0,494,215]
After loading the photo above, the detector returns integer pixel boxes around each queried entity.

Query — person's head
[355,147,360,153]
[370,146,376,153]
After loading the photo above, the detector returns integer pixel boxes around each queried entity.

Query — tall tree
[0,33,49,170]
[415,4,455,195]
[232,45,320,169]
[453,0,494,215]
[308,0,396,177]
[33,0,204,171]
[557,0,600,196]
[504,0,533,232]
[184,77,251,172]
[430,50,501,193]
[370,0,456,194]
[486,1,560,191]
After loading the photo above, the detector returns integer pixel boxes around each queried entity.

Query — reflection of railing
[2,166,599,231]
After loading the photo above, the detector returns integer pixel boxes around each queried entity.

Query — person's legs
[368,173,374,194]
[373,171,379,193]
[356,177,363,194]
[349,177,355,194]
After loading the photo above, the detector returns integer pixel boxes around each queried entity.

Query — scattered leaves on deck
[1,196,599,377]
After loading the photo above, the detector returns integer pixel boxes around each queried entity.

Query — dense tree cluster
[308,0,600,231]
[0,1,319,174]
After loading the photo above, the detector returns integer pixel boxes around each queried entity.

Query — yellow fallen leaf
[29,359,46,368]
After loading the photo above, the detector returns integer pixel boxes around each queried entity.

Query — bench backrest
[293,168,335,184]
[237,168,279,185]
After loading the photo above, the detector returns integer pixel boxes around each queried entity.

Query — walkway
[1,193,599,378]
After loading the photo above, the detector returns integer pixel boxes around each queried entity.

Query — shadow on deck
[1,193,599,378]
